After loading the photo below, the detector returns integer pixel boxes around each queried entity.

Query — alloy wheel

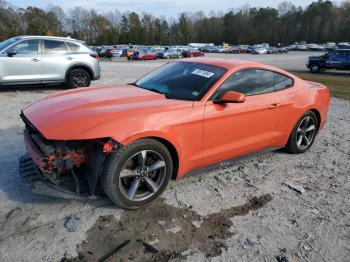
[119,150,166,201]
[296,116,316,150]
[72,72,88,87]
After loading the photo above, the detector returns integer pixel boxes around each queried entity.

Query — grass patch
[293,72,350,101]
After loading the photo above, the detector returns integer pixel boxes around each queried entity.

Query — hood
[23,84,193,140]
[308,55,322,60]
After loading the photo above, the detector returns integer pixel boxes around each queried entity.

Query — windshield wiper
[145,87,164,95]
[127,82,139,87]
[129,83,174,99]
[164,93,175,99]
[146,88,175,99]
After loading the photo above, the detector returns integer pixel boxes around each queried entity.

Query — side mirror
[7,48,17,57]
[214,91,246,104]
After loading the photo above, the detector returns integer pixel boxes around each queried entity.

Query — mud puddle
[61,194,272,262]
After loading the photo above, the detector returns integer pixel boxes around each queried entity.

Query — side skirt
[183,146,282,179]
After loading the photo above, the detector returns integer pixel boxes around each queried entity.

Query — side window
[274,73,293,91]
[11,40,39,54]
[44,40,67,54]
[66,42,80,52]
[216,69,275,97]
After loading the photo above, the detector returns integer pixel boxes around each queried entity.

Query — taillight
[90,54,99,59]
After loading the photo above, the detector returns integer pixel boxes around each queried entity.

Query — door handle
[31,58,40,62]
[66,57,73,60]
[268,103,281,109]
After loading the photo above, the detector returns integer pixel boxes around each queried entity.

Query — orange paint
[22,58,330,178]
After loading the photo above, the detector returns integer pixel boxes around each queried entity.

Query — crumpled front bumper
[19,154,97,200]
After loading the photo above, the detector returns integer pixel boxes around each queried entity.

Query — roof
[179,57,296,78]
[16,35,83,42]
[180,57,262,70]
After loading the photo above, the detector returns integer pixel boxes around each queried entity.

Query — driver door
[325,51,341,69]
[202,69,283,164]
[0,39,41,84]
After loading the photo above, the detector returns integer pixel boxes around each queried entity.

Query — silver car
[0,36,101,88]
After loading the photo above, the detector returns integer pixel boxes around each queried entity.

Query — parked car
[325,42,337,51]
[296,44,308,51]
[251,47,267,54]
[267,47,279,54]
[201,46,220,53]
[157,48,182,59]
[0,35,100,88]
[132,50,157,60]
[338,42,350,49]
[238,45,249,53]
[278,47,289,54]
[20,58,330,208]
[229,46,241,54]
[307,49,350,73]
[181,49,204,57]
[103,48,114,58]
[286,44,297,51]
[111,49,123,57]
[306,44,325,51]
[219,47,232,53]
[126,49,134,59]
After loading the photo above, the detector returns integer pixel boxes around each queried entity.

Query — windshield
[0,37,18,51]
[135,62,227,101]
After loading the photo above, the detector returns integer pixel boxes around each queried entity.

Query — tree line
[0,0,349,46]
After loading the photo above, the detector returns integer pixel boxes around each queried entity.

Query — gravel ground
[0,53,349,262]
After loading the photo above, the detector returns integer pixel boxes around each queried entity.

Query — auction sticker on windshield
[191,69,215,78]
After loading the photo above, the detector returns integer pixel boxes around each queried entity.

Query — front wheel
[67,69,91,88]
[309,64,320,73]
[285,111,318,154]
[102,139,173,209]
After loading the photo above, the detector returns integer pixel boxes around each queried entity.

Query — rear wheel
[102,139,173,209]
[286,111,318,154]
[67,69,91,88]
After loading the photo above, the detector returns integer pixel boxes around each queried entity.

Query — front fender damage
[20,129,120,199]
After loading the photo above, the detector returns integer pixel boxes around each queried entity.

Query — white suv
[0,36,101,88]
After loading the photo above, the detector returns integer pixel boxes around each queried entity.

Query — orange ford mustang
[20,58,330,208]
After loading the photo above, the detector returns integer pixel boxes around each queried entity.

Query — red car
[181,49,205,58]
[132,51,157,60]
[20,58,330,209]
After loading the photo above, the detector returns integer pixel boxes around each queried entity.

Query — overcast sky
[9,0,334,16]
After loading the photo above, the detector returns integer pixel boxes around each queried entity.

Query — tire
[67,68,91,88]
[309,64,320,73]
[285,111,318,154]
[102,139,173,209]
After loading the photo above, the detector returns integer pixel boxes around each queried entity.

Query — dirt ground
[0,52,349,262]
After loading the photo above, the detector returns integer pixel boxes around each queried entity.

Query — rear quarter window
[274,73,293,91]
[66,42,81,52]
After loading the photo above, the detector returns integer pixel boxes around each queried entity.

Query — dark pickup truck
[306,49,350,73]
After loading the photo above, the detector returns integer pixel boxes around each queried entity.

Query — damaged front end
[20,113,118,199]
